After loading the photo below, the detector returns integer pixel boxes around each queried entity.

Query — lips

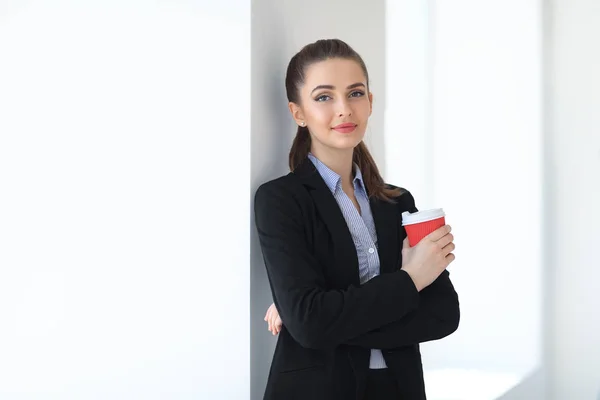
[332,123,357,133]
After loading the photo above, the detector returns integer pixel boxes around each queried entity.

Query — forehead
[302,58,367,90]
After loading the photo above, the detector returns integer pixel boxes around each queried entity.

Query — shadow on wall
[249,4,292,400]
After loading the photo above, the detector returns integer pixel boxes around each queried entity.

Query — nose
[337,99,352,117]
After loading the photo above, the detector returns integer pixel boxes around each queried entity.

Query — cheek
[306,104,334,127]
[355,99,372,118]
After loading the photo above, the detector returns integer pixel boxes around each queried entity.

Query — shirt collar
[307,153,365,194]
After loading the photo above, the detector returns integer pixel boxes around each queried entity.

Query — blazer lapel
[293,158,360,288]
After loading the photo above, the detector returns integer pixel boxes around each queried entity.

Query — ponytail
[289,126,311,171]
[353,142,403,202]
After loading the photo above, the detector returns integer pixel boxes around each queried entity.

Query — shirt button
[368,248,375,254]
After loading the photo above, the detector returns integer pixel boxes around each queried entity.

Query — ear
[288,102,306,127]
[368,92,374,117]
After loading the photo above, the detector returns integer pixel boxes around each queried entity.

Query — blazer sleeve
[343,190,460,349]
[254,181,421,350]
[344,270,460,349]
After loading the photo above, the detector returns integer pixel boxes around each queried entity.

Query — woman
[254,39,459,400]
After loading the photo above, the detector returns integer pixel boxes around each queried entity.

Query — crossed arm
[255,183,459,350]
[264,267,459,349]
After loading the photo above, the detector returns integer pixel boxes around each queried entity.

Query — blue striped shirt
[308,153,387,369]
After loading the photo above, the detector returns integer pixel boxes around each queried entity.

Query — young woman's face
[289,58,373,154]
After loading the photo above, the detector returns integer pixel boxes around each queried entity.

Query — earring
[301,122,305,126]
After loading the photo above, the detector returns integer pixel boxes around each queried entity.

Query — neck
[310,147,355,188]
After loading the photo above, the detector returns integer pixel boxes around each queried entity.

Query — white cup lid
[402,208,445,225]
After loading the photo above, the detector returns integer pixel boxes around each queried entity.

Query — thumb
[403,236,410,250]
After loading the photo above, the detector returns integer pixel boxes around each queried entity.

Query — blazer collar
[293,157,401,287]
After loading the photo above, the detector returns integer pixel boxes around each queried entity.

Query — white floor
[424,369,521,400]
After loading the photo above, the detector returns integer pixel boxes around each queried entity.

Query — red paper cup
[402,209,446,247]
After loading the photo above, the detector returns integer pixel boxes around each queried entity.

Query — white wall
[250,1,386,399]
[384,0,431,204]
[430,0,543,377]
[547,0,600,398]
[386,1,544,399]
[0,1,250,399]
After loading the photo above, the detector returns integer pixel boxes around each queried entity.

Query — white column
[547,0,600,398]
[0,1,250,399]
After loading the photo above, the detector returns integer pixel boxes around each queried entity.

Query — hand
[264,303,282,336]
[401,224,456,291]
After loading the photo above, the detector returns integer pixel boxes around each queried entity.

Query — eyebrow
[311,82,366,95]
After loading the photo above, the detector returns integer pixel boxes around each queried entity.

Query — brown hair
[285,39,402,202]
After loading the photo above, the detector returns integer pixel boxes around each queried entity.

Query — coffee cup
[402,208,446,247]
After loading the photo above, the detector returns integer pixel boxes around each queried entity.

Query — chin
[330,138,363,151]
[314,131,365,151]
[337,133,365,146]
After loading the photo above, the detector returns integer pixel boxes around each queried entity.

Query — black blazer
[254,157,460,400]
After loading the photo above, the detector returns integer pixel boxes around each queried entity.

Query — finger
[442,242,456,256]
[437,233,454,249]
[446,252,456,262]
[271,315,278,332]
[267,309,274,325]
[426,225,452,242]
[403,236,410,250]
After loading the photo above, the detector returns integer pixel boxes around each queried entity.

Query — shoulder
[383,183,418,213]
[254,173,308,213]
[254,173,310,230]
[255,173,298,202]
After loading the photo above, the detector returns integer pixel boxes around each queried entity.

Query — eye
[349,90,365,98]
[315,94,331,102]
